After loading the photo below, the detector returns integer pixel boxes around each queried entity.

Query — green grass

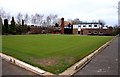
[0,35,2,52]
[2,34,113,74]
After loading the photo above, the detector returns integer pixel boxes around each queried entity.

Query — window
[94,25,97,27]
[94,31,97,34]
[83,25,86,27]
[88,31,92,35]
[89,31,91,33]
[78,25,81,27]
[99,32,103,34]
[94,32,97,33]
[89,25,92,27]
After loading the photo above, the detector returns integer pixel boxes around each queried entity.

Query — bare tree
[51,14,58,25]
[30,13,58,26]
[72,18,81,24]
[37,14,44,26]
[98,19,106,26]
[24,13,30,25]
[35,13,44,25]
[0,8,6,19]
[16,12,23,25]
[0,16,3,34]
[68,19,73,22]
[0,8,11,22]
[46,16,51,26]
[6,13,11,22]
[31,14,37,25]
[42,18,47,27]
[48,14,58,25]
[0,16,3,25]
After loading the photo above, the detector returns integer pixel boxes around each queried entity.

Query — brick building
[28,25,54,34]
[73,22,113,35]
[28,18,113,35]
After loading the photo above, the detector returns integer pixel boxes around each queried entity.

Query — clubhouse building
[73,22,112,35]
[29,18,113,35]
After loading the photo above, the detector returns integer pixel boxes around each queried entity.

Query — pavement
[73,36,119,76]
[1,59,42,76]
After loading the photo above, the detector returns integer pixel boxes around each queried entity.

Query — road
[74,36,119,76]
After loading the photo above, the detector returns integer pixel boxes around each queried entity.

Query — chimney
[61,18,64,34]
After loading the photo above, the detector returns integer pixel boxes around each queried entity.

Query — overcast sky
[0,0,119,26]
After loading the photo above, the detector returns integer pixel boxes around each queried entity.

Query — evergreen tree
[22,19,26,34]
[9,17,16,34]
[4,19,8,35]
[16,25,22,34]
[0,16,3,35]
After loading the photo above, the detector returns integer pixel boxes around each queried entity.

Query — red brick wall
[73,29,78,34]
[81,29,110,35]
[29,27,42,34]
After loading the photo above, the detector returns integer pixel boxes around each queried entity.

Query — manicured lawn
[2,35,113,74]
[0,35,2,52]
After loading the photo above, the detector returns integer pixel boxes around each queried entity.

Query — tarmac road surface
[74,36,119,76]
[1,59,42,76]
